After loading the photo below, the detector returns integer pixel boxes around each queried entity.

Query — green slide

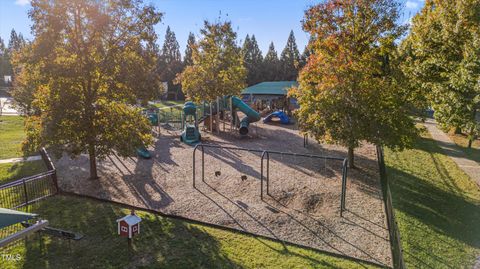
[231,96,261,135]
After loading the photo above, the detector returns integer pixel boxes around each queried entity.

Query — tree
[241,34,263,86]
[0,29,26,85]
[401,0,480,148]
[280,30,301,81]
[0,37,6,86]
[300,36,314,70]
[8,30,25,53]
[292,0,418,167]
[184,32,196,66]
[158,26,184,100]
[15,0,162,179]
[178,20,246,102]
[263,42,280,81]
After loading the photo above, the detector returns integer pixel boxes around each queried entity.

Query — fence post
[376,146,405,269]
[23,178,28,206]
[40,148,59,192]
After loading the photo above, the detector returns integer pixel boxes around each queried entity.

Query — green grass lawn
[385,131,480,268]
[0,161,47,184]
[0,116,26,159]
[2,195,375,269]
[153,100,184,109]
[447,131,480,164]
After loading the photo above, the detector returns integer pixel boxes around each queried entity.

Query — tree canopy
[292,0,418,167]
[280,30,301,81]
[401,0,480,147]
[178,20,246,102]
[263,42,280,81]
[158,26,183,99]
[241,34,264,86]
[184,32,196,67]
[14,0,162,179]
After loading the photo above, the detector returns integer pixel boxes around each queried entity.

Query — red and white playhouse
[117,210,141,239]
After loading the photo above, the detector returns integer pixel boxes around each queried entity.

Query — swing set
[192,144,349,216]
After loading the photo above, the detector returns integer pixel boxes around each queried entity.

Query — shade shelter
[241,81,298,112]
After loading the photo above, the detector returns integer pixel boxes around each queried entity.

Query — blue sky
[0,0,424,56]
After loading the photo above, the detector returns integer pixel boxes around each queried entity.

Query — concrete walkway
[0,155,42,164]
[423,119,480,188]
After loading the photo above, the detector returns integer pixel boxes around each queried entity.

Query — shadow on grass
[386,137,480,268]
[19,195,239,269]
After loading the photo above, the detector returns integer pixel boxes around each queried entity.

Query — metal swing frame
[192,144,349,216]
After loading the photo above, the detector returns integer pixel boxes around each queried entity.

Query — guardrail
[0,148,58,209]
[376,146,405,269]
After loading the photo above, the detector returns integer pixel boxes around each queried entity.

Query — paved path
[423,119,480,188]
[423,119,480,269]
[0,155,42,164]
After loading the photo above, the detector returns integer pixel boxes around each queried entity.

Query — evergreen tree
[263,42,280,81]
[8,30,25,53]
[184,32,195,66]
[241,34,263,86]
[158,26,183,99]
[178,20,246,102]
[0,37,6,85]
[300,36,314,70]
[280,30,300,81]
[293,0,417,167]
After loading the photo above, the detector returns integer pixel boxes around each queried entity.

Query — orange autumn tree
[292,0,418,167]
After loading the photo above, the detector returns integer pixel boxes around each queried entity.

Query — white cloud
[15,0,30,6]
[406,1,419,9]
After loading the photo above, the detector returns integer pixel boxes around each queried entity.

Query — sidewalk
[0,155,42,164]
[423,119,480,188]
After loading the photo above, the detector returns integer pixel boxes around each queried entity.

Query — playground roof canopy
[241,81,298,96]
[0,208,37,229]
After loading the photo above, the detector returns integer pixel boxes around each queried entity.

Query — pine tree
[178,20,246,102]
[300,36,314,70]
[263,42,279,81]
[280,30,300,81]
[161,26,181,63]
[158,26,183,99]
[241,34,263,86]
[0,37,6,85]
[184,32,196,66]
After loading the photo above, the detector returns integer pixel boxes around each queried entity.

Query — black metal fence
[376,146,405,269]
[0,148,59,209]
[192,143,349,216]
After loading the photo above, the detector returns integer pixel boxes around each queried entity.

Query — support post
[267,153,270,196]
[192,144,198,188]
[216,97,220,134]
[209,104,213,133]
[261,151,265,200]
[201,145,205,182]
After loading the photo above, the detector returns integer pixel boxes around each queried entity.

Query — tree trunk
[454,127,462,134]
[467,109,477,149]
[348,147,355,169]
[88,143,98,180]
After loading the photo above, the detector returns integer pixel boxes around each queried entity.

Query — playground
[53,100,392,267]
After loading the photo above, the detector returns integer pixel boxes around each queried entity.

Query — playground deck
[55,123,391,267]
